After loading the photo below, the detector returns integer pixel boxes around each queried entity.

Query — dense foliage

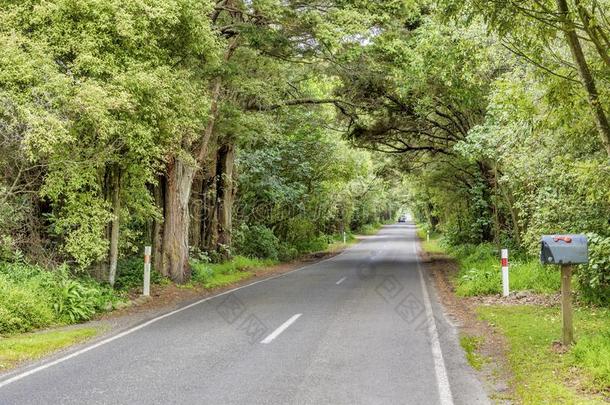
[0,262,120,334]
[1,0,609,336]
[0,0,401,288]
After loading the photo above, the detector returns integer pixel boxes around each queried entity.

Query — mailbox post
[560,264,574,345]
[540,234,588,346]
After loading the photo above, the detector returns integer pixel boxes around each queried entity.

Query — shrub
[278,242,298,261]
[284,218,330,253]
[114,257,163,291]
[578,233,610,305]
[0,261,121,334]
[53,279,99,323]
[357,223,381,235]
[0,275,55,334]
[234,224,280,260]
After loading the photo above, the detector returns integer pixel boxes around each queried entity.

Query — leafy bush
[578,233,610,305]
[0,262,122,334]
[293,235,328,254]
[356,223,381,236]
[114,257,163,291]
[0,275,55,334]
[53,279,99,322]
[234,224,280,260]
[285,217,325,253]
[278,242,299,261]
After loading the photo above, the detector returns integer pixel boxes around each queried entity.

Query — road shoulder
[421,249,515,403]
[0,245,353,379]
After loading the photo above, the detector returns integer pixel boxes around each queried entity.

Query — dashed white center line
[260,314,302,344]
[336,277,347,285]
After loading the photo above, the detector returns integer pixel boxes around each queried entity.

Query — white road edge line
[0,245,355,389]
[260,313,302,344]
[335,276,347,285]
[414,238,454,405]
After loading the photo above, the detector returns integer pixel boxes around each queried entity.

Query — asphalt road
[0,223,489,405]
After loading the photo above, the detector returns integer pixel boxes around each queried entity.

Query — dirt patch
[551,341,570,354]
[420,249,516,403]
[470,291,560,308]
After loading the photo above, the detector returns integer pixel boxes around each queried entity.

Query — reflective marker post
[143,246,151,297]
[501,249,509,297]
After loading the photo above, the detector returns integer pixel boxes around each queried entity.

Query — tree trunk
[159,39,239,278]
[202,149,218,252]
[152,175,165,275]
[492,164,501,246]
[499,184,522,247]
[189,172,204,250]
[476,161,497,243]
[216,142,236,260]
[556,0,610,157]
[574,0,610,69]
[161,157,195,283]
[108,167,121,287]
[94,168,111,281]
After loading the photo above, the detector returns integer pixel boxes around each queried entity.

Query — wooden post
[561,264,574,345]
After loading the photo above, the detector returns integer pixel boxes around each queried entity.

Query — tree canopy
[0,0,608,301]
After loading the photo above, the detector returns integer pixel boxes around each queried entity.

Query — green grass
[199,271,253,289]
[478,305,610,403]
[456,255,560,296]
[450,244,560,296]
[416,227,445,254]
[0,327,100,371]
[460,335,485,371]
[191,256,276,289]
[326,232,358,252]
[572,330,610,390]
[357,223,383,235]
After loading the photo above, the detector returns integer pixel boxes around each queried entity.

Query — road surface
[0,223,489,404]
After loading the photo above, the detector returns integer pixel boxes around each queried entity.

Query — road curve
[0,223,489,404]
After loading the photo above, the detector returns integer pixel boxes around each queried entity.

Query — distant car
[398,215,407,223]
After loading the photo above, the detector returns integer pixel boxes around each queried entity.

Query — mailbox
[540,234,588,265]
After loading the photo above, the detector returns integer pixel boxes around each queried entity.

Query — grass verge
[190,232,365,291]
[191,256,276,289]
[415,235,560,296]
[460,335,485,371]
[478,305,610,403]
[452,244,560,296]
[357,222,390,235]
[0,327,100,371]
[416,227,445,254]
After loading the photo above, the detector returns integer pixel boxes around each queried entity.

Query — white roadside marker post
[143,246,151,297]
[427,230,430,242]
[501,248,509,297]
[343,231,346,244]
